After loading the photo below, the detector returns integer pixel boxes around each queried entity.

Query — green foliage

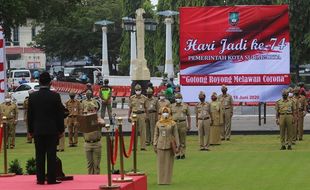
[25,157,36,175]
[8,159,23,175]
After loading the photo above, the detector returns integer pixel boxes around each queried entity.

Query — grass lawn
[1,135,310,190]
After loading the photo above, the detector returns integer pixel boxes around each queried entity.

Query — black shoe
[181,155,185,159]
[140,148,146,151]
[37,181,45,185]
[47,180,62,184]
[204,148,210,151]
[299,138,303,141]
[287,145,292,150]
[69,144,74,147]
[280,145,286,150]
[221,138,225,141]
[175,156,180,160]
[226,138,230,141]
[27,141,32,144]
[292,142,296,145]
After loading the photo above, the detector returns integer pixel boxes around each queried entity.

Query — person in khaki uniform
[128,84,148,150]
[65,92,82,147]
[195,91,211,151]
[275,90,295,150]
[157,91,171,120]
[145,87,158,146]
[209,92,224,145]
[171,93,191,159]
[290,88,299,144]
[0,96,18,149]
[81,90,101,174]
[218,85,233,141]
[99,79,113,124]
[153,107,180,185]
[296,87,307,141]
[23,96,32,143]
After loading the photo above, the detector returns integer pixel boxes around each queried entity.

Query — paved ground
[15,93,310,134]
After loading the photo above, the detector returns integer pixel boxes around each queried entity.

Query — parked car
[11,83,55,107]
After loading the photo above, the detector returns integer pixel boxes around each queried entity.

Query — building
[5,19,46,70]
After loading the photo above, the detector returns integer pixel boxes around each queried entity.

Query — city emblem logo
[229,12,239,26]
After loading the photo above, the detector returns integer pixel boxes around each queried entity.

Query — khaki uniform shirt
[65,99,82,116]
[0,102,18,121]
[81,99,98,113]
[23,98,29,122]
[297,95,307,113]
[218,94,233,109]
[171,103,190,121]
[195,102,211,119]
[81,99,101,142]
[210,101,223,126]
[275,99,296,115]
[129,94,147,114]
[154,120,180,149]
[145,96,158,113]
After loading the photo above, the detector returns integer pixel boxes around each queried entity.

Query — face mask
[162,112,169,119]
[5,98,11,103]
[147,94,152,98]
[70,96,75,99]
[211,97,217,101]
[86,95,92,99]
[199,98,205,102]
[135,90,141,95]
[288,93,293,97]
[160,96,165,100]
[222,89,227,93]
[176,99,182,103]
[282,95,288,99]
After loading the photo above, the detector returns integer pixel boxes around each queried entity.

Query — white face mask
[5,98,11,103]
[135,90,141,95]
[288,93,293,96]
[162,112,169,119]
[176,98,182,103]
[159,96,165,100]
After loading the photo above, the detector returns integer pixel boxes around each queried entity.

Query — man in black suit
[27,72,64,185]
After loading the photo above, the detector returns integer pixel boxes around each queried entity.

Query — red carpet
[0,175,147,190]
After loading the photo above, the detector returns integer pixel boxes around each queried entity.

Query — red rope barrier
[110,128,119,165]
[122,123,135,158]
[0,125,2,152]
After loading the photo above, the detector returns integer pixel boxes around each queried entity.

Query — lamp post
[122,17,136,77]
[123,8,157,94]
[157,10,179,79]
[94,20,114,76]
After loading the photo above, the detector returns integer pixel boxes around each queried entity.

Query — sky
[151,0,158,5]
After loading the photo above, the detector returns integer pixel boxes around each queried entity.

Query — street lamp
[124,9,157,94]
[157,10,179,78]
[122,17,136,77]
[94,19,114,76]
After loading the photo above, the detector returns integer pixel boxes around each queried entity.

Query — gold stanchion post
[126,114,144,176]
[113,117,133,182]
[0,116,15,177]
[99,124,120,189]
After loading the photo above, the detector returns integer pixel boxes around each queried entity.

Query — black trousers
[34,135,57,182]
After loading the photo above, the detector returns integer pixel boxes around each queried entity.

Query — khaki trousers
[197,119,211,149]
[297,112,305,140]
[136,113,146,149]
[67,117,78,145]
[146,112,157,145]
[84,142,101,174]
[101,102,112,120]
[210,125,222,145]
[57,134,65,151]
[221,108,232,140]
[279,114,293,146]
[6,121,16,148]
[176,121,187,156]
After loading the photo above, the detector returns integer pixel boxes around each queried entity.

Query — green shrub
[26,158,36,175]
[8,159,23,175]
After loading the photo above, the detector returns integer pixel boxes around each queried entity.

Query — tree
[34,0,123,74]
